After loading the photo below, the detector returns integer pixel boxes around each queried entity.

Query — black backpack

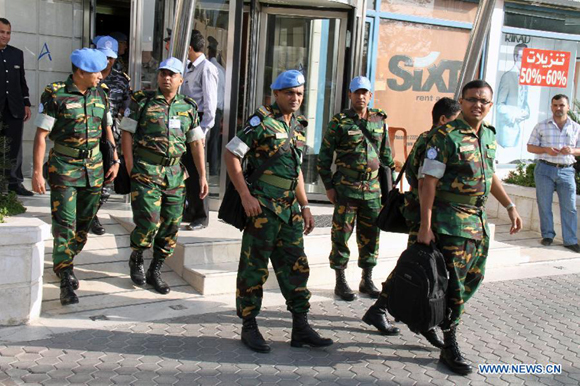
[385,242,448,333]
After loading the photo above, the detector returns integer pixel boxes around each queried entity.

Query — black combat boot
[359,267,380,298]
[421,328,444,348]
[59,269,79,306]
[362,295,400,335]
[334,269,357,301]
[241,317,271,353]
[56,268,79,290]
[146,257,170,294]
[129,250,146,285]
[90,215,106,235]
[290,313,333,348]
[440,324,472,375]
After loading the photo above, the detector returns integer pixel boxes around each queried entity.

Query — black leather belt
[539,160,574,168]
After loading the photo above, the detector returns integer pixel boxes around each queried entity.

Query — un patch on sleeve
[38,104,44,113]
[427,148,438,160]
[249,116,261,127]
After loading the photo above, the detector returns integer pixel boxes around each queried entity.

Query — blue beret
[271,70,305,90]
[70,48,108,73]
[158,57,184,75]
[96,36,118,59]
[349,76,372,92]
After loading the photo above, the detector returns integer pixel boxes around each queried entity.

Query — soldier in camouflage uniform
[120,57,207,295]
[362,98,461,346]
[418,80,522,375]
[224,70,332,353]
[31,48,120,306]
[317,76,394,305]
[403,98,461,246]
[90,36,132,235]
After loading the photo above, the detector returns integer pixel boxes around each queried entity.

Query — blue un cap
[158,57,184,75]
[92,35,104,46]
[96,36,118,59]
[70,48,108,73]
[349,76,372,92]
[271,70,305,90]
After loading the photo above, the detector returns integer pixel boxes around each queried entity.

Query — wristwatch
[112,159,121,165]
[301,205,311,211]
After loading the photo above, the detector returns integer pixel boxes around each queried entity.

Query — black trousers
[207,108,223,176]
[182,111,209,226]
[1,103,24,187]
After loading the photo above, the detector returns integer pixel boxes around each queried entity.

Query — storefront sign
[519,48,570,88]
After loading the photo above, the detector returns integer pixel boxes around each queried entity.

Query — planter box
[0,217,50,326]
[486,183,580,242]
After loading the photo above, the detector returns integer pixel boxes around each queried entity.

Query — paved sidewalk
[1,269,579,385]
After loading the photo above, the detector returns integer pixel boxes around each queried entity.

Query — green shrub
[504,162,580,195]
[0,191,26,223]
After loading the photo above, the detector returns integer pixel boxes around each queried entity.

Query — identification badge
[348,130,361,135]
[276,132,288,139]
[169,118,181,129]
[66,102,82,109]
[460,144,475,152]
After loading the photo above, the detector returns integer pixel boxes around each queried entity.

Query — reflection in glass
[261,15,342,194]
[381,0,477,24]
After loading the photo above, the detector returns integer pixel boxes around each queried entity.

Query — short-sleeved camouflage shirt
[226,104,307,224]
[421,114,497,240]
[317,108,394,200]
[36,75,109,188]
[120,89,201,187]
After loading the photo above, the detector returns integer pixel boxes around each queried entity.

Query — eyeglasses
[463,97,492,106]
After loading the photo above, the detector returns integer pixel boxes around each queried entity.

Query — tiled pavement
[1,273,579,385]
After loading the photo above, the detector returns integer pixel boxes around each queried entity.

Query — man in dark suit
[0,18,33,196]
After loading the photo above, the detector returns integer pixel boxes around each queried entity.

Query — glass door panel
[257,10,346,196]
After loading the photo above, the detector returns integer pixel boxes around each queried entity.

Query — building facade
[2,0,580,205]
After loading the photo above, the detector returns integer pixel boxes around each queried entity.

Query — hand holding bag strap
[245,124,295,184]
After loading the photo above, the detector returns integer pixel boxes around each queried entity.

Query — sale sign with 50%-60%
[519,48,570,88]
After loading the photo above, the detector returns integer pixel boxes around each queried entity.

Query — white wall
[5,0,84,178]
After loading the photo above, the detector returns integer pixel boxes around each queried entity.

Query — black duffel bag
[376,157,410,233]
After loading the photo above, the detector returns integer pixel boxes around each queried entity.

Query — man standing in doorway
[527,94,580,252]
[207,36,225,177]
[120,57,207,295]
[181,30,218,231]
[418,80,522,375]
[0,18,33,196]
[317,76,394,303]
[224,70,332,353]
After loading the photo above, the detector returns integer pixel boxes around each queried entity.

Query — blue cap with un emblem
[158,57,184,75]
[349,76,372,92]
[70,48,108,73]
[271,70,305,90]
[96,36,118,59]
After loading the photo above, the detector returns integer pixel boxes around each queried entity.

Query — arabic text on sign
[519,48,570,88]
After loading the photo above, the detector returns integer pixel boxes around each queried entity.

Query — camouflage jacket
[36,75,109,188]
[120,89,201,187]
[421,114,497,240]
[402,128,433,226]
[100,67,131,123]
[226,103,307,224]
[317,108,394,200]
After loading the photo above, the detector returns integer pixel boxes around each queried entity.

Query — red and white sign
[519,48,570,88]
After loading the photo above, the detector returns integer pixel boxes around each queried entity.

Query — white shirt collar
[192,53,206,68]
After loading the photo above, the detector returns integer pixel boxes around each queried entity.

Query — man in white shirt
[181,30,219,230]
[207,36,225,176]
[527,94,580,252]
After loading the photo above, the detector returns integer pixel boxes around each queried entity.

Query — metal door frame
[254,7,348,115]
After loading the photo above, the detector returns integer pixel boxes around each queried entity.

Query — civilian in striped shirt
[527,94,580,252]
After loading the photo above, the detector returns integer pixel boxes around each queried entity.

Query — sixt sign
[386,52,462,93]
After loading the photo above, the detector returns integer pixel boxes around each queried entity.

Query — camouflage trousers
[329,195,381,270]
[129,178,185,260]
[237,207,311,319]
[400,232,489,326]
[51,184,102,273]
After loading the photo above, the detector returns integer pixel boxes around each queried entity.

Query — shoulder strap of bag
[359,123,386,170]
[246,124,295,185]
[96,86,109,143]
